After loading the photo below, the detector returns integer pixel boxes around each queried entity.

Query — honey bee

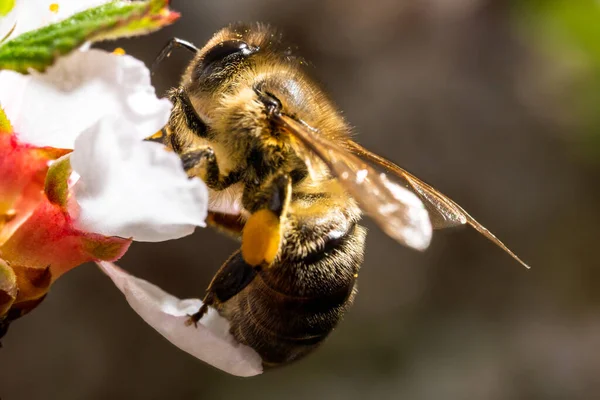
[154,23,529,369]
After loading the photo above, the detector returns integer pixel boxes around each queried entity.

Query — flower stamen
[2,209,16,222]
[0,209,16,231]
[49,3,60,13]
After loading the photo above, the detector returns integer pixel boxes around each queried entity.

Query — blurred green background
[2,0,600,399]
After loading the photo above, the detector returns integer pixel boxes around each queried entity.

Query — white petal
[0,69,29,129]
[0,5,17,43]
[0,49,171,149]
[71,116,208,242]
[97,261,263,377]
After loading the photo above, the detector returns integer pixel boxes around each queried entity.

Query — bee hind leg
[185,292,215,327]
[241,174,292,267]
[186,251,257,328]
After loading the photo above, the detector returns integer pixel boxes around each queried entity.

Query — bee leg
[180,146,241,190]
[241,174,292,267]
[169,87,209,139]
[186,251,257,327]
[185,293,213,327]
[207,212,245,239]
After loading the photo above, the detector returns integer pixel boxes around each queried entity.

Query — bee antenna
[152,38,198,75]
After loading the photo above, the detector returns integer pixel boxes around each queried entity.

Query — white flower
[1,49,172,149]
[0,2,264,376]
[0,49,206,241]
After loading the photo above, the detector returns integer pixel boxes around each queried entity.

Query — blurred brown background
[2,0,600,399]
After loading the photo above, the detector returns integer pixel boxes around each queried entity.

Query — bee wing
[346,140,530,269]
[276,114,432,251]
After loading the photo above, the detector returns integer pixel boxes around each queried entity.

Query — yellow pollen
[112,47,126,56]
[49,3,59,13]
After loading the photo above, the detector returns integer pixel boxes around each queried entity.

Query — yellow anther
[112,47,126,56]
[0,209,16,231]
[49,3,59,13]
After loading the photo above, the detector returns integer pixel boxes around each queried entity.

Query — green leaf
[0,0,179,74]
[0,0,15,17]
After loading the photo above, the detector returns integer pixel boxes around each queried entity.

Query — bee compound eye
[195,40,256,80]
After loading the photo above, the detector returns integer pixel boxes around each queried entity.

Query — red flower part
[0,131,69,242]
[0,131,130,320]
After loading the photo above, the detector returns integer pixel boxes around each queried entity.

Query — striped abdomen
[212,204,366,367]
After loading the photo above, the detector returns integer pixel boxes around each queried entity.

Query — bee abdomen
[218,223,366,367]
[231,286,357,368]
[247,270,357,338]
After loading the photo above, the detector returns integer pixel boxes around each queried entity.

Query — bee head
[181,24,306,149]
[185,23,299,92]
[178,23,347,168]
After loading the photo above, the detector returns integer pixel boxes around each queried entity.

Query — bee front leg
[241,174,292,267]
[180,147,241,190]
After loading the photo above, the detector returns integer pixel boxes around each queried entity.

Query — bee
[153,23,529,369]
